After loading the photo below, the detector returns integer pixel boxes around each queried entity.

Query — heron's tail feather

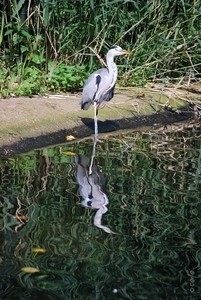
[80,100,91,110]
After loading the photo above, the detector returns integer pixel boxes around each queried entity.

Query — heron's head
[109,45,132,56]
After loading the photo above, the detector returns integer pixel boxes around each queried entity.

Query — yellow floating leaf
[66,135,75,141]
[62,151,76,156]
[21,267,40,273]
[32,248,46,254]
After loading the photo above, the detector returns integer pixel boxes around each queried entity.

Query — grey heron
[80,45,132,137]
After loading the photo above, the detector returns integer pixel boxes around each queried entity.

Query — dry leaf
[66,135,75,141]
[62,151,76,156]
[122,168,131,172]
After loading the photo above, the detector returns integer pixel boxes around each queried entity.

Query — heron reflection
[75,154,117,234]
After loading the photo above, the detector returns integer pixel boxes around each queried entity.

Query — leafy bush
[47,64,89,92]
[0,63,89,97]
[0,0,201,97]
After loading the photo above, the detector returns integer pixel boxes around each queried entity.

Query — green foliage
[47,64,89,92]
[0,0,201,96]
[0,62,89,97]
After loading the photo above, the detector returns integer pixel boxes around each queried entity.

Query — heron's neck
[106,54,118,87]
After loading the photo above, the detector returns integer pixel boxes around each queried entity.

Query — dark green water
[0,124,201,300]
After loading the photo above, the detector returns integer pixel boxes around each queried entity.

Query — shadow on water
[1,120,201,299]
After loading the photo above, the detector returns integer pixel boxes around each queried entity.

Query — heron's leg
[94,101,98,140]
[89,102,98,175]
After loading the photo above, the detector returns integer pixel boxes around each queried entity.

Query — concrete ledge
[0,88,195,156]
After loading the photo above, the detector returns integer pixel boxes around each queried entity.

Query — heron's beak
[123,50,132,55]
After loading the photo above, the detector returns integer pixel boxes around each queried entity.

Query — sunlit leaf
[20,45,29,53]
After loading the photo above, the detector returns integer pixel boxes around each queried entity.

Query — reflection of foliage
[0,124,201,298]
